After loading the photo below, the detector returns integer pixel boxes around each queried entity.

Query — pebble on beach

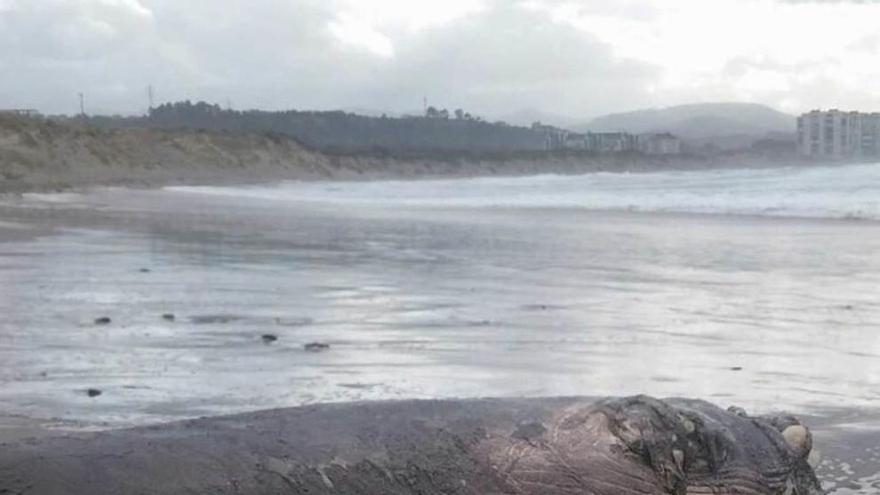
[304,342,330,352]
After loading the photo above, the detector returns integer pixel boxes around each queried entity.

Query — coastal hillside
[0,114,795,193]
[88,101,547,154]
[0,114,336,191]
[578,103,796,150]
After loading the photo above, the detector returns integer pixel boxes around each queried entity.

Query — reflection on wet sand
[1,187,880,492]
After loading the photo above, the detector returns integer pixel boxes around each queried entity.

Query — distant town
[532,123,682,155]
[0,102,689,156]
[7,103,880,161]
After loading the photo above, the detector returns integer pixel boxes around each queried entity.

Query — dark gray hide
[0,396,823,495]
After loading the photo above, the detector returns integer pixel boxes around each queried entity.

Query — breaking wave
[168,162,880,221]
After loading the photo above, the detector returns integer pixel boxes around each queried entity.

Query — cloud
[778,0,880,3]
[0,0,658,118]
[1,0,879,119]
[380,4,658,117]
[328,14,395,58]
[1,0,153,60]
[537,0,880,113]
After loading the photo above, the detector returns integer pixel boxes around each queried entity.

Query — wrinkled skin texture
[484,396,822,495]
[0,396,822,495]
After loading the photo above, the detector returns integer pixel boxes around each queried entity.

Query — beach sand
[1,186,879,492]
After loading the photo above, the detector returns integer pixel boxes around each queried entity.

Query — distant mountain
[575,103,796,150]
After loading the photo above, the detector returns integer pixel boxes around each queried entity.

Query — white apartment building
[797,110,880,158]
[534,124,682,155]
[637,133,682,155]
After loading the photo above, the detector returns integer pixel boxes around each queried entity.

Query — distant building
[532,123,570,150]
[637,133,682,155]
[564,133,588,150]
[797,109,880,158]
[534,124,680,155]
[587,132,638,153]
[0,109,40,118]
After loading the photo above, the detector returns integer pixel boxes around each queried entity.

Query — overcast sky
[2,0,880,121]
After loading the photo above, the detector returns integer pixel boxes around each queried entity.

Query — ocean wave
[166,163,880,221]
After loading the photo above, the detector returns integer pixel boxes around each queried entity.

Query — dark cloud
[2,0,874,119]
[0,0,657,119]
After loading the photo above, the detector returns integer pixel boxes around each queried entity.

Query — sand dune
[0,115,797,193]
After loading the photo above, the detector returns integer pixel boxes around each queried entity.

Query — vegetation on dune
[86,101,547,153]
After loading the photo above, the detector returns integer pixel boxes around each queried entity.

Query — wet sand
[1,187,880,492]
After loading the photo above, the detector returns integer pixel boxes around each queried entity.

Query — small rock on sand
[304,342,330,352]
[94,317,111,325]
[190,314,240,324]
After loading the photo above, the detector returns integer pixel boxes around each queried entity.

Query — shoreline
[2,147,871,197]
[0,154,853,195]
[0,113,862,195]
[4,187,879,241]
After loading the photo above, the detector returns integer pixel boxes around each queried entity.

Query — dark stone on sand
[93,317,111,325]
[304,342,330,352]
[274,316,314,327]
[261,334,278,344]
[86,388,102,397]
[161,313,175,321]
[522,303,564,312]
[190,314,240,324]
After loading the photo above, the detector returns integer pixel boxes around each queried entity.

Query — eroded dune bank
[0,115,792,193]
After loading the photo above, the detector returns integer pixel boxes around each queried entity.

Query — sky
[2,0,880,122]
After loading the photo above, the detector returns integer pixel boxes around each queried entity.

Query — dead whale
[0,395,822,495]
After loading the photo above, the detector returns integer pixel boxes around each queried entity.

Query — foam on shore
[167,162,880,220]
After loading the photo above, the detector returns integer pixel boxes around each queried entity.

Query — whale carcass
[0,395,823,494]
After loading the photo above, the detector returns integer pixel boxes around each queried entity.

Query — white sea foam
[167,162,880,220]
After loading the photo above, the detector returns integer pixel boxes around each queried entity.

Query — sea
[2,162,880,491]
